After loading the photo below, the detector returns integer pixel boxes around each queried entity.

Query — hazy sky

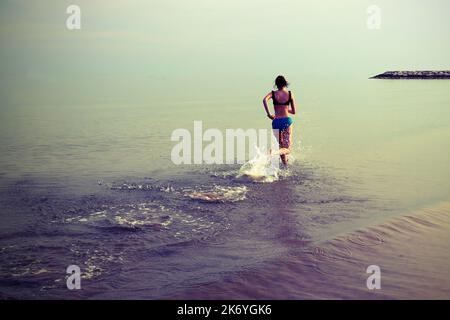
[0,0,449,106]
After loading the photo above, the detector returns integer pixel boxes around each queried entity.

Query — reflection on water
[173,202,450,299]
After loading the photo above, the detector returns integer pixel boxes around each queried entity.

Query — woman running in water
[262,75,296,166]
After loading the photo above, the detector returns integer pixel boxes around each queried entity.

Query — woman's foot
[280,155,288,167]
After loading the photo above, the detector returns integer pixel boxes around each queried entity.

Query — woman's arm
[262,92,275,119]
[289,92,296,115]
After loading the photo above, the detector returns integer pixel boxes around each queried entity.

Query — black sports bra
[272,90,291,106]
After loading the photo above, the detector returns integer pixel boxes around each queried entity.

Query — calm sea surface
[0,79,449,298]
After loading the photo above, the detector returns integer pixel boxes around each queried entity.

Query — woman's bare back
[272,89,291,118]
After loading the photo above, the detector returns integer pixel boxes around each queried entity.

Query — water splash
[62,202,173,230]
[237,147,280,183]
[187,185,247,203]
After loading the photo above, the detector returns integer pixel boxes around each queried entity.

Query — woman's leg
[270,129,285,164]
[271,126,293,165]
[279,125,293,165]
[272,129,280,145]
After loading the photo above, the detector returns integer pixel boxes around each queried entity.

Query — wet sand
[171,202,450,299]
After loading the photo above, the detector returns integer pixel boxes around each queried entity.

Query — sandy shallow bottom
[171,202,450,299]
